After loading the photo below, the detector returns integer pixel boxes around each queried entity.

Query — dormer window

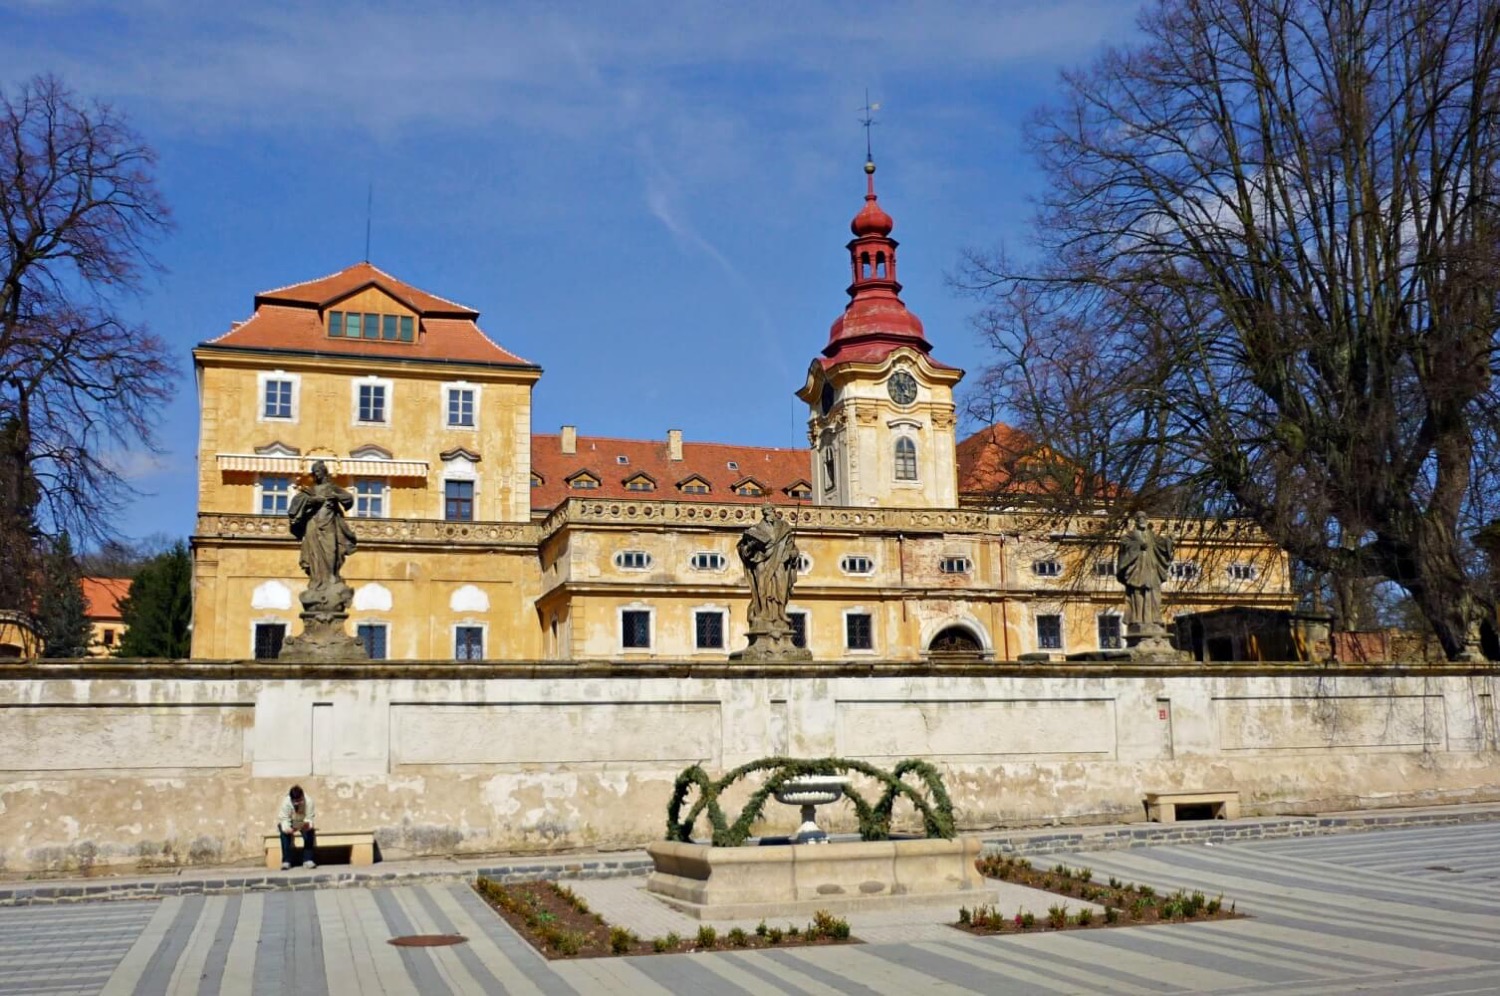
[678,476,711,495]
[784,480,812,500]
[732,478,765,497]
[530,472,544,488]
[329,310,415,343]
[623,474,656,492]
[567,471,600,491]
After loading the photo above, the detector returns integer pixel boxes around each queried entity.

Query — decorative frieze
[195,513,539,547]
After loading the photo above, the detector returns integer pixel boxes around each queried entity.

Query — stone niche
[646,837,995,920]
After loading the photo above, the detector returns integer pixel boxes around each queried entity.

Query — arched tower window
[860,251,872,278]
[894,437,918,481]
[875,251,887,278]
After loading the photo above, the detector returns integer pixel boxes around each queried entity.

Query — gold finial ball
[864,160,876,175]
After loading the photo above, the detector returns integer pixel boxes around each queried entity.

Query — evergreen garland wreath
[665,756,956,847]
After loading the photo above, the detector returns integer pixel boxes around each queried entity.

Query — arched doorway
[928,625,984,655]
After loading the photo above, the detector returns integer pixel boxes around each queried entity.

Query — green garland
[664,756,956,847]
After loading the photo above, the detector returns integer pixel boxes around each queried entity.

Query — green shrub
[1075,908,1094,926]
[727,927,749,948]
[652,936,670,953]
[755,919,769,937]
[695,925,718,950]
[665,932,681,949]
[1019,911,1036,929]
[808,910,851,941]
[767,927,784,945]
[1104,906,1119,924]
[958,906,971,925]
[609,927,637,955]
[1206,895,1223,915]
[1047,904,1069,929]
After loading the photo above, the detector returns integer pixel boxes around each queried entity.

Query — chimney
[561,425,576,455]
[667,429,683,461]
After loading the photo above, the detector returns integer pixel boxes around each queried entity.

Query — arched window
[875,251,887,277]
[860,251,872,278]
[894,437,918,481]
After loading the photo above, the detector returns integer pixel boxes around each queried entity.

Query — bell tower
[797,159,963,508]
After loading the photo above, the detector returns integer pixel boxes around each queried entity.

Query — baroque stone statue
[1115,512,1179,657]
[277,460,368,661]
[730,504,812,662]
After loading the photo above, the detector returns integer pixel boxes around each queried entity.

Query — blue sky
[1,0,1137,543]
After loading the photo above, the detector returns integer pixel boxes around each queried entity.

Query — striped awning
[216,455,429,478]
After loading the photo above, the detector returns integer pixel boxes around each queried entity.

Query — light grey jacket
[276,795,316,834]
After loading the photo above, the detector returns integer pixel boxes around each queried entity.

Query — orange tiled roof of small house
[200,262,536,368]
[81,577,130,622]
[531,431,813,512]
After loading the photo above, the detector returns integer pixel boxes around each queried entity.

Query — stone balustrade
[195,513,540,547]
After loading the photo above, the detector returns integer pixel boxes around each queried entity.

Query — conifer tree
[116,542,191,658]
[37,532,90,658]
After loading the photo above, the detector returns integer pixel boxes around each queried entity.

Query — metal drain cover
[388,934,468,947]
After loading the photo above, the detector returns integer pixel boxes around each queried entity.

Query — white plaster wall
[0,668,1495,874]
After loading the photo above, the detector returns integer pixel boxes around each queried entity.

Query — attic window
[732,479,765,497]
[328,310,415,343]
[784,481,812,500]
[679,478,711,495]
[616,455,629,465]
[530,472,543,488]
[726,461,739,471]
[624,474,655,492]
[568,472,600,490]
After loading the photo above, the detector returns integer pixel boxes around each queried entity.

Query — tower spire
[858,91,880,165]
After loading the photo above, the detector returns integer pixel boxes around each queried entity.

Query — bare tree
[958,0,1500,660]
[0,75,174,610]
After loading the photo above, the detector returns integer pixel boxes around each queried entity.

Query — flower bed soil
[956,855,1245,936]
[473,877,858,959]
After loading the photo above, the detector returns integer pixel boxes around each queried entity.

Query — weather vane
[858,90,881,163]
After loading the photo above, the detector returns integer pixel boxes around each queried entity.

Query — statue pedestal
[731,626,812,662]
[1124,623,1187,662]
[278,611,369,662]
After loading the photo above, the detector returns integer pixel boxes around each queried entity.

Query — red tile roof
[81,577,130,621]
[199,264,535,369]
[956,423,1043,495]
[532,434,813,511]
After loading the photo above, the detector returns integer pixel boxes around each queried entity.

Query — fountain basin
[646,836,994,920]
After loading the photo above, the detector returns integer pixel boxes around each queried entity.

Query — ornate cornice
[195,513,539,547]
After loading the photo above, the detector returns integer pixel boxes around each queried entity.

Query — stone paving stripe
[195,894,243,996]
[251,890,331,996]
[935,933,1166,994]
[1253,961,1500,996]
[251,891,289,996]
[388,884,488,995]
[562,955,675,995]
[1150,917,1401,978]
[757,948,888,996]
[102,896,182,994]
[289,889,330,996]
[339,888,413,995]
[722,950,849,995]
[163,894,226,995]
[626,950,760,995]
[547,958,624,995]
[313,890,366,996]
[689,950,810,994]
[218,892,263,996]
[866,941,1076,995]
[1077,921,1321,986]
[408,885,511,995]
[426,884,550,996]
[773,945,962,996]
[371,884,452,996]
[450,882,578,995]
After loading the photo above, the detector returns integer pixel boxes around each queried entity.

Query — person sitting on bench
[277,785,317,870]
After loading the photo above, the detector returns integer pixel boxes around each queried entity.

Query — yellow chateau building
[191,164,1293,661]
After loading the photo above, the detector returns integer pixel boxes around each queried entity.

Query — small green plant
[1108,876,1122,890]
[665,931,681,949]
[609,927,637,955]
[1078,868,1093,883]
[727,927,750,948]
[1138,884,1155,899]
[695,925,718,950]
[1104,906,1119,924]
[1047,904,1069,929]
[1162,899,1184,920]
[808,910,851,941]
[1020,910,1036,929]
[767,927,784,945]
[1053,862,1069,875]
[551,883,590,915]
[1206,895,1223,915]
[1129,898,1149,921]
[787,924,800,937]
[958,906,971,925]
[652,936,670,953]
[755,920,769,937]
[1075,907,1094,926]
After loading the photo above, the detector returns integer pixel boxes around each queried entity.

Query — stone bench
[263,830,376,870]
[1144,791,1240,823]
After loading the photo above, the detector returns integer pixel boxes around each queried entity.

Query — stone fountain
[774,774,851,844]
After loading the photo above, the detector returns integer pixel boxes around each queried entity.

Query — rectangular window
[622,610,651,649]
[356,623,388,660]
[1094,560,1116,578]
[382,314,398,340]
[447,388,475,427]
[1037,614,1063,650]
[455,626,484,660]
[399,316,414,341]
[1097,614,1122,650]
[253,623,286,660]
[694,611,724,650]
[260,476,291,516]
[1171,562,1200,581]
[789,611,808,649]
[1227,563,1257,581]
[345,312,362,338]
[263,379,293,419]
[354,479,385,518]
[329,311,344,337]
[1032,560,1063,578]
[358,383,386,423]
[445,480,474,521]
[845,612,873,650]
[364,312,381,339]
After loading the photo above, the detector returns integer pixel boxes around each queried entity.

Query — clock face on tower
[887,371,918,406]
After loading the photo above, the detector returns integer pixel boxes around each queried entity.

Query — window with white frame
[445,385,476,428]
[841,555,874,575]
[845,612,874,651]
[353,479,386,518]
[356,622,388,660]
[355,379,389,424]
[894,436,918,481]
[939,556,971,574]
[615,550,652,570]
[454,625,484,660]
[690,552,726,571]
[1097,614,1122,650]
[1171,561,1200,581]
[1094,559,1116,577]
[621,609,652,649]
[797,553,812,574]
[262,376,295,420]
[788,610,808,649]
[259,476,292,516]
[1227,562,1257,581]
[444,480,474,521]
[1032,559,1063,578]
[1036,614,1063,650]
[694,610,725,650]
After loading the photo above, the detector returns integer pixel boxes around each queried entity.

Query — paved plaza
[3,821,1500,994]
